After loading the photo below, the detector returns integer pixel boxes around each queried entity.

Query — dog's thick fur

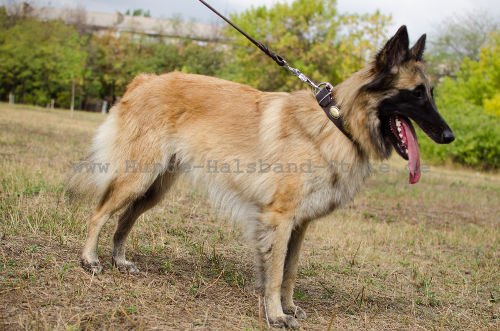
[70,26,453,328]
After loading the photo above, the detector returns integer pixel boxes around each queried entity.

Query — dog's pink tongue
[400,118,421,184]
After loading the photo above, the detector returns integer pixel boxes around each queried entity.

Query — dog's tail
[67,74,156,201]
[66,113,119,201]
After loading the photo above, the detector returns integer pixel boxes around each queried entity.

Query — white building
[30,6,224,42]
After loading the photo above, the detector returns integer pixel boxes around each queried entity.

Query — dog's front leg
[281,222,309,320]
[256,213,299,329]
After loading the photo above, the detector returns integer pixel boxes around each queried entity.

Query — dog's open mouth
[388,115,421,184]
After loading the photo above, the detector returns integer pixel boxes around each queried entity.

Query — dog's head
[350,26,454,184]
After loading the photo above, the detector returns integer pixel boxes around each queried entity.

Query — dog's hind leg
[281,223,309,320]
[112,171,177,274]
[80,172,160,274]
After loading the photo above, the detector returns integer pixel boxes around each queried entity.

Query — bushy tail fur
[66,74,155,201]
[66,113,119,201]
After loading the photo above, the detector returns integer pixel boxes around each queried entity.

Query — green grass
[0,103,499,330]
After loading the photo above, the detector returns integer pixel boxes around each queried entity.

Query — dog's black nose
[441,129,455,144]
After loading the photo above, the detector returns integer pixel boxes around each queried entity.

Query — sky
[32,0,500,40]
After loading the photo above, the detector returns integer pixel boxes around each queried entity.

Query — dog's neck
[334,66,386,160]
[291,67,376,166]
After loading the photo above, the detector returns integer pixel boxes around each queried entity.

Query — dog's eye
[412,86,424,98]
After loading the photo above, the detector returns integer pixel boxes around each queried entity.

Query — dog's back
[70,72,281,203]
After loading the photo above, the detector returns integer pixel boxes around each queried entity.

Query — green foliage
[0,17,86,107]
[125,9,151,17]
[178,42,226,75]
[0,6,8,29]
[0,6,225,108]
[453,33,500,107]
[83,33,225,103]
[419,98,500,170]
[420,32,500,170]
[484,94,500,117]
[220,0,391,91]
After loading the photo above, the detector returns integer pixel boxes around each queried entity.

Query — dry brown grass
[0,103,499,330]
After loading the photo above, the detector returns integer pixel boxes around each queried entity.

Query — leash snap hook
[315,82,334,108]
[316,82,341,119]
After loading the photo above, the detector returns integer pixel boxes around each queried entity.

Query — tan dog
[69,26,453,328]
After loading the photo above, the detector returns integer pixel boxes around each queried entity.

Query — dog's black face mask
[378,84,454,183]
[365,26,454,184]
[379,85,454,146]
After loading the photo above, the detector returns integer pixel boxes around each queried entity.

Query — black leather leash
[198,0,354,142]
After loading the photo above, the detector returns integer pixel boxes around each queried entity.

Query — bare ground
[0,104,498,330]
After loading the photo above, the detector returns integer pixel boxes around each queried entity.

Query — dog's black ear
[410,34,426,61]
[375,25,410,71]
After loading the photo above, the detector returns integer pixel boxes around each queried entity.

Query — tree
[428,10,499,78]
[437,32,500,110]
[219,0,391,91]
[0,17,86,107]
[2,0,34,27]
[84,32,136,104]
[335,10,392,80]
[125,9,151,17]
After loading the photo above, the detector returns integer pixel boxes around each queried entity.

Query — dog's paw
[269,315,300,329]
[80,259,103,275]
[112,258,140,275]
[283,305,307,320]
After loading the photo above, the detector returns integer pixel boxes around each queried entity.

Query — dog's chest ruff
[295,160,370,221]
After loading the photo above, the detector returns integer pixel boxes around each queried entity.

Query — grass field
[0,103,499,330]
